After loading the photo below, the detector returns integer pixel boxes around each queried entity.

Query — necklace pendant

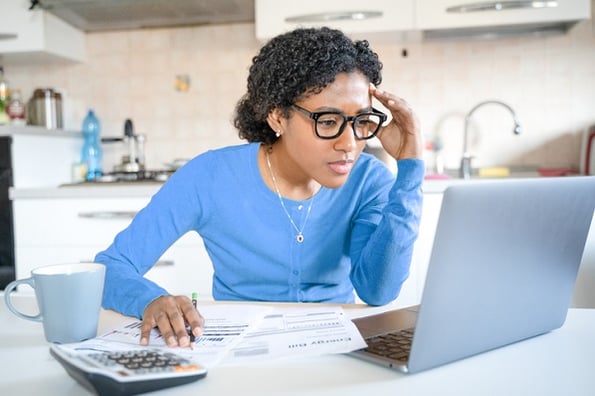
[296,234,304,243]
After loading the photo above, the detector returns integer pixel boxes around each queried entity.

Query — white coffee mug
[4,262,105,343]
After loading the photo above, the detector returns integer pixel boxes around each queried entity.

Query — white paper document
[220,306,367,366]
[57,304,366,368]
[61,304,272,368]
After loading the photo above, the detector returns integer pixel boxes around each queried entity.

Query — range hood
[34,0,255,32]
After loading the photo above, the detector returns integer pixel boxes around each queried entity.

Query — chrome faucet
[460,100,522,179]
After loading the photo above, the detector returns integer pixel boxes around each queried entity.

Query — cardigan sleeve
[349,159,424,305]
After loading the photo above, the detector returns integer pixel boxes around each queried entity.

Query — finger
[370,84,396,107]
[370,83,410,113]
[140,317,156,346]
[169,302,194,348]
[182,304,205,339]
[155,308,186,347]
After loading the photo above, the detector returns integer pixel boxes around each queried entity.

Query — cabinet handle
[446,1,558,13]
[285,11,383,23]
[78,211,137,219]
[154,260,174,267]
[0,33,18,40]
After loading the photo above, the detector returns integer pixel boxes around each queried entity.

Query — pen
[189,292,198,342]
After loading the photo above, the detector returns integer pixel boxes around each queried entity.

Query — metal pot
[27,88,63,129]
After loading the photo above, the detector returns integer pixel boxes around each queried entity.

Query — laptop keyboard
[364,328,414,363]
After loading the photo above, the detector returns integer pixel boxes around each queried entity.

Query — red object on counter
[424,173,452,180]
[584,126,595,175]
[537,168,579,177]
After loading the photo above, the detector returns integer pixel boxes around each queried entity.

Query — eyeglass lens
[316,113,383,139]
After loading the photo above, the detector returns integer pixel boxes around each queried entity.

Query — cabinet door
[13,197,149,247]
[13,196,215,298]
[13,197,147,279]
[412,193,443,299]
[15,246,100,289]
[391,192,443,308]
[145,233,214,300]
[0,0,85,62]
[255,0,415,40]
[416,0,591,30]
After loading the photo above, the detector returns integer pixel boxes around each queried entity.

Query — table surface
[1,294,594,396]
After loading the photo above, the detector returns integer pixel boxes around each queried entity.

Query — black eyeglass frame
[291,104,388,140]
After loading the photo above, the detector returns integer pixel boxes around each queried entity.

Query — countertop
[9,174,551,199]
[0,125,81,138]
[2,294,595,396]
[9,182,164,199]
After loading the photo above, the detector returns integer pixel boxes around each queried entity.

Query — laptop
[350,176,595,374]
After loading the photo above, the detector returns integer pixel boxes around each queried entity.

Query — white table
[1,294,594,396]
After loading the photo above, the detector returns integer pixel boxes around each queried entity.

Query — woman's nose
[334,122,358,151]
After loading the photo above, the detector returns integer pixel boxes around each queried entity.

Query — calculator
[49,344,207,396]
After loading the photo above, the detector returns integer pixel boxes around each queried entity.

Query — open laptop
[350,176,595,374]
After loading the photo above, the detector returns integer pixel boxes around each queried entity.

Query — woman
[96,27,424,348]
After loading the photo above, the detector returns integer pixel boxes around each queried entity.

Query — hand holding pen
[140,294,204,348]
[189,292,198,343]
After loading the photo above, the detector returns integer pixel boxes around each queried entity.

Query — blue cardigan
[96,143,424,318]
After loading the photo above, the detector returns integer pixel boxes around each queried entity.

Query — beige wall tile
[4,20,595,173]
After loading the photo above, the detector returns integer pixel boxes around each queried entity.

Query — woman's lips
[328,160,354,175]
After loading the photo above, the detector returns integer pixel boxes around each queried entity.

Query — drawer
[16,233,214,298]
[145,240,214,299]
[13,197,150,246]
[15,246,100,280]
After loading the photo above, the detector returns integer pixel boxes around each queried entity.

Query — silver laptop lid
[408,176,595,373]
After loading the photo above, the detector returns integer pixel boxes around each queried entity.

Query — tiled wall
[4,17,595,173]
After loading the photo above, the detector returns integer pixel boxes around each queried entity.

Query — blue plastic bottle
[81,109,103,181]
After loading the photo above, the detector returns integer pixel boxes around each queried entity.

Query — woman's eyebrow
[311,105,374,113]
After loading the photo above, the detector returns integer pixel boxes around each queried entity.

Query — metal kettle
[27,88,63,129]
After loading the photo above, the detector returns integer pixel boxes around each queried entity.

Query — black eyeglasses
[291,104,387,140]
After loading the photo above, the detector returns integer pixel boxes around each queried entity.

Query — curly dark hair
[234,27,383,145]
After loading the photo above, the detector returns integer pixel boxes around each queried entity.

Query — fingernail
[140,337,148,345]
[167,336,177,346]
[193,328,203,337]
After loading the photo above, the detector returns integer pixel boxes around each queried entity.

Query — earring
[275,130,281,138]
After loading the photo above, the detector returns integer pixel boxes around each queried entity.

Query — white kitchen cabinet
[12,194,214,299]
[1,126,82,188]
[572,211,595,308]
[0,0,85,62]
[416,0,591,30]
[13,184,438,308]
[255,0,415,41]
[389,191,443,308]
[399,181,595,310]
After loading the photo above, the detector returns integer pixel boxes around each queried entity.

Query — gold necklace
[265,147,314,243]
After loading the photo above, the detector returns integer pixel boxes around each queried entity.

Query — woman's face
[277,71,372,189]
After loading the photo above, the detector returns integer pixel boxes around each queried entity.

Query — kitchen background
[2,1,595,175]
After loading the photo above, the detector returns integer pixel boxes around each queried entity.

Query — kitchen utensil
[27,88,63,129]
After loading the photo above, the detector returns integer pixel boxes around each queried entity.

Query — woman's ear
[266,108,285,136]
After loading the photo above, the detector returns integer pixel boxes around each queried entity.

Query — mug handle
[3,278,43,322]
